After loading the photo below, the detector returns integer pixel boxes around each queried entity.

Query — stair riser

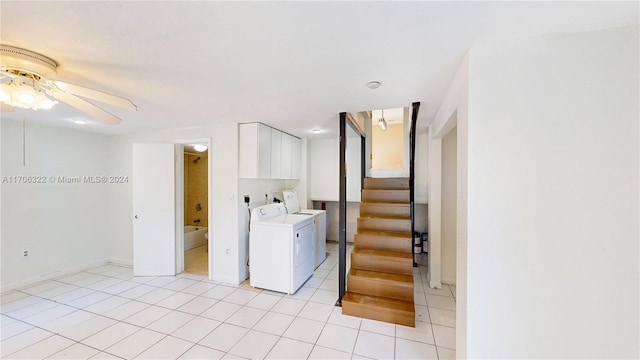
[360,203,411,217]
[358,218,411,233]
[361,190,410,203]
[348,274,413,301]
[364,178,409,190]
[355,234,412,253]
[351,253,413,275]
[342,300,414,327]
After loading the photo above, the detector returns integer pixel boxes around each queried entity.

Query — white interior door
[133,143,177,276]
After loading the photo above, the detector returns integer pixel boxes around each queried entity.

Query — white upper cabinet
[270,129,282,179]
[239,123,271,178]
[291,137,302,179]
[239,123,301,180]
[280,133,293,179]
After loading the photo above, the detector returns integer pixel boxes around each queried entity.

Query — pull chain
[22,108,26,167]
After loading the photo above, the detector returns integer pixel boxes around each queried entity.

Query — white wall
[467,25,639,358]
[108,124,242,284]
[415,132,429,204]
[308,137,362,202]
[441,127,457,284]
[1,120,111,291]
[429,51,470,355]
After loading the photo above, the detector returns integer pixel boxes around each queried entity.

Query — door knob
[134,215,138,219]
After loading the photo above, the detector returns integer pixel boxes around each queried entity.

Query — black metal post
[360,134,365,190]
[336,112,347,306]
[409,102,420,267]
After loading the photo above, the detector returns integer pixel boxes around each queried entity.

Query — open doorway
[182,143,209,276]
[367,107,410,178]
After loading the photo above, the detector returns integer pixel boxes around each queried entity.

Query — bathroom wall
[184,153,208,227]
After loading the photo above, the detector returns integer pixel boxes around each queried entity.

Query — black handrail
[337,112,347,306]
[409,102,421,267]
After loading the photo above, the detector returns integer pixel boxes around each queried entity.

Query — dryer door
[293,223,314,267]
[291,222,315,293]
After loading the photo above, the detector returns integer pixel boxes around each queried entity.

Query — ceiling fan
[0,44,136,124]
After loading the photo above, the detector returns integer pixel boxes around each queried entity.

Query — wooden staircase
[342,177,415,327]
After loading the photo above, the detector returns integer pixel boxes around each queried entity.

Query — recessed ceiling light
[366,81,381,89]
[74,120,87,125]
[312,129,322,134]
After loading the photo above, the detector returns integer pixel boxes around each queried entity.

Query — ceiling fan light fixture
[193,144,208,152]
[1,45,136,125]
[0,80,58,110]
[17,91,36,104]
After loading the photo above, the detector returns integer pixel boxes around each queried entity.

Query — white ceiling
[0,1,637,138]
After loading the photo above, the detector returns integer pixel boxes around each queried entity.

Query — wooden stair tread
[359,215,411,221]
[343,292,414,312]
[352,248,412,260]
[357,229,412,238]
[364,178,410,190]
[349,268,413,284]
[342,292,415,327]
[361,201,410,207]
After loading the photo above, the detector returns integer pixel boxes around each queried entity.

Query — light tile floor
[184,245,208,277]
[1,243,456,359]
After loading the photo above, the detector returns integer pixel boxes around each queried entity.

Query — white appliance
[249,203,315,294]
[282,190,327,268]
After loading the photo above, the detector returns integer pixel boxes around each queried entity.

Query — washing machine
[282,190,327,268]
[249,203,315,294]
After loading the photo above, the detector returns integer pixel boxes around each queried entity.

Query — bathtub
[184,226,208,250]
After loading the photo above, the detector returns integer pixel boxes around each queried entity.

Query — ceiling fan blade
[50,80,137,111]
[48,90,122,125]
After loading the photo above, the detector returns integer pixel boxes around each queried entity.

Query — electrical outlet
[225,247,231,255]
[244,195,250,204]
[23,250,29,259]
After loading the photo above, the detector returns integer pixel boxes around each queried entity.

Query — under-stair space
[342,177,415,327]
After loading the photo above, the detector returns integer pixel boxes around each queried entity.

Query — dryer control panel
[251,203,286,221]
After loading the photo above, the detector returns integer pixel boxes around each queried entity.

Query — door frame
[174,137,212,278]
[366,106,411,178]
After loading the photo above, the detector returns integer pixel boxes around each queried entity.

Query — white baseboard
[1,258,108,293]
[210,274,242,286]
[427,272,442,290]
[108,258,133,267]
[441,278,457,286]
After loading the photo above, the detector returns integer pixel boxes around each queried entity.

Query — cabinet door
[291,137,302,179]
[257,124,271,178]
[270,129,282,179]
[238,123,259,178]
[281,133,293,179]
[239,123,271,179]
